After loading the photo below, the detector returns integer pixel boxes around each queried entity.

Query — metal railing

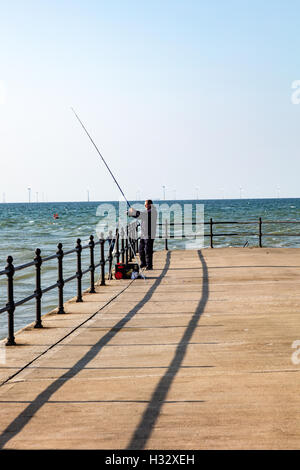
[1,216,299,346]
[0,221,140,346]
[158,218,300,249]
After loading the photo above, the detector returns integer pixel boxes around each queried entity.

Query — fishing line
[71,107,131,209]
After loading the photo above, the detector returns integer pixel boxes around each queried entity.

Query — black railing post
[76,238,83,302]
[209,218,214,248]
[108,231,113,280]
[100,233,106,286]
[125,226,129,264]
[136,223,139,252]
[34,248,43,329]
[259,217,262,248]
[128,225,133,261]
[57,243,65,313]
[89,235,96,293]
[5,256,16,346]
[165,219,168,251]
[115,229,120,264]
[121,227,125,264]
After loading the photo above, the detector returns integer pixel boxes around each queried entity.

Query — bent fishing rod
[71,107,131,209]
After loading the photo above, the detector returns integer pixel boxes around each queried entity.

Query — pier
[0,247,300,449]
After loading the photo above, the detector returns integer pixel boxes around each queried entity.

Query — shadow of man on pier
[126,250,209,449]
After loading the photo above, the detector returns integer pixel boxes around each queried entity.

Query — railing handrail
[159,217,300,250]
[158,220,300,225]
[0,227,141,279]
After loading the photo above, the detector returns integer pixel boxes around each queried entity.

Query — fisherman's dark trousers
[139,238,154,268]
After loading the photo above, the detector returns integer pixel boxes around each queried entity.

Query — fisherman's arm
[128,207,141,218]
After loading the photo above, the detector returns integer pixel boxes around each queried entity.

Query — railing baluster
[259,217,262,247]
[128,224,133,261]
[165,219,168,251]
[121,227,125,264]
[210,218,213,248]
[89,235,96,293]
[34,248,43,329]
[57,243,65,313]
[76,238,83,302]
[108,231,113,280]
[125,227,129,264]
[115,229,120,264]
[100,233,106,286]
[136,223,139,252]
[6,256,16,346]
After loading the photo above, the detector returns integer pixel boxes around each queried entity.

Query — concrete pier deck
[0,247,300,450]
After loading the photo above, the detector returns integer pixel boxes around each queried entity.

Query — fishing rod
[71,108,145,279]
[71,107,131,209]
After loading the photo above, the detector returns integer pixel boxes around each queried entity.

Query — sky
[1,0,300,202]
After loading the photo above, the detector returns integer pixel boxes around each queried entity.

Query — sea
[1,198,300,341]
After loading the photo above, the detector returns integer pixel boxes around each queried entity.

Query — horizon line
[0,196,299,204]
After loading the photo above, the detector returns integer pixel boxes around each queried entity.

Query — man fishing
[128,200,157,270]
[72,109,156,271]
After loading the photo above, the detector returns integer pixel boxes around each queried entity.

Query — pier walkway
[0,248,300,449]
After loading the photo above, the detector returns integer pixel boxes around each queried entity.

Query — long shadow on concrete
[126,250,209,450]
[0,252,171,449]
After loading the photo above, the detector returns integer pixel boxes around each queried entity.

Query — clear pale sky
[1,0,300,202]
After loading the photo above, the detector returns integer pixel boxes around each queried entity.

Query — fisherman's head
[145,199,153,210]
